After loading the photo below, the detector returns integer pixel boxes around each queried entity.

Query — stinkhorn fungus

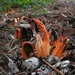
[33,19,51,58]
[51,35,69,58]
[22,42,34,58]
[14,28,22,39]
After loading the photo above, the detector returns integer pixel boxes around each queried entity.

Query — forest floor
[0,0,75,75]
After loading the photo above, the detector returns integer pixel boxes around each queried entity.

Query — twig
[9,39,18,48]
[9,46,19,52]
[3,39,13,50]
[68,11,75,19]
[42,59,64,75]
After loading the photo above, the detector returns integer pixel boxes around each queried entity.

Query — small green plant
[0,0,54,12]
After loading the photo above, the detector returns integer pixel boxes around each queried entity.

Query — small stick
[9,46,19,52]
[42,59,64,75]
